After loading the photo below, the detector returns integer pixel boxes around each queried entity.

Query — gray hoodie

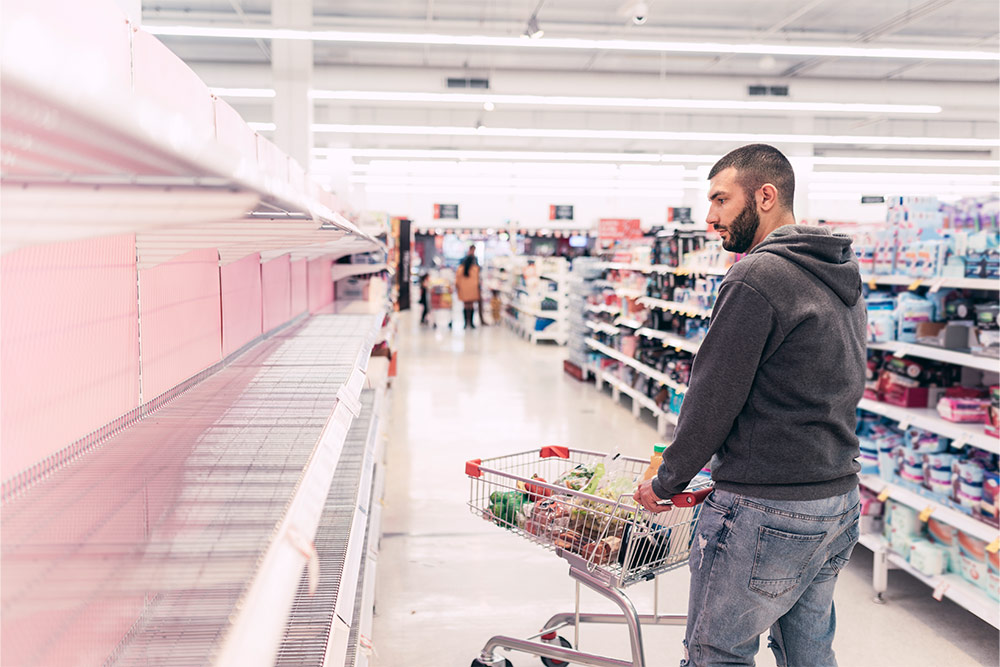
[652,225,867,501]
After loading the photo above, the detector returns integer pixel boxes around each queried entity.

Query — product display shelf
[637,296,713,320]
[0,0,382,261]
[866,341,1000,373]
[594,369,678,433]
[635,328,704,355]
[858,474,998,543]
[601,262,731,277]
[614,316,645,329]
[861,275,1000,291]
[585,303,621,315]
[585,338,688,394]
[857,398,999,455]
[274,381,387,666]
[332,263,389,283]
[857,532,999,628]
[585,320,620,336]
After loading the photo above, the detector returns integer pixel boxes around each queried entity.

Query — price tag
[929,277,947,294]
[897,420,910,431]
[987,538,1000,554]
[893,348,907,358]
[868,277,879,291]
[919,505,934,522]
[908,278,924,291]
[932,580,949,602]
[877,488,891,503]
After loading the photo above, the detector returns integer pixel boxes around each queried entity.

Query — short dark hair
[708,144,795,213]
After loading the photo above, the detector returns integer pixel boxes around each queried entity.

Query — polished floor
[373,311,999,667]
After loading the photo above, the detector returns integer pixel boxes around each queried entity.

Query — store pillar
[272,0,313,170]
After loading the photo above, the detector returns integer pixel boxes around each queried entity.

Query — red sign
[598,218,641,241]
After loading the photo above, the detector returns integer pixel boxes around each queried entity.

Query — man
[634,144,866,667]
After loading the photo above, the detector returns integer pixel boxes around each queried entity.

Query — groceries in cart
[476,448,709,575]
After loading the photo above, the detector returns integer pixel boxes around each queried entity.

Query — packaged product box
[887,501,922,537]
[988,548,999,601]
[957,530,990,591]
[980,472,1000,526]
[926,517,961,573]
[909,540,948,576]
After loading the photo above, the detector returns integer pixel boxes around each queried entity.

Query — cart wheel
[470,659,513,667]
[540,636,573,667]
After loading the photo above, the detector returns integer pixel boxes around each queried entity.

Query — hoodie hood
[750,225,862,306]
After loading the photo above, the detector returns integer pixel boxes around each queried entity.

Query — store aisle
[373,314,998,667]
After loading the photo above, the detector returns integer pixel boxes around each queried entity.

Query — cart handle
[664,487,713,507]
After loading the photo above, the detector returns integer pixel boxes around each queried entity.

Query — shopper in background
[418,273,430,326]
[455,245,481,329]
[634,143,866,667]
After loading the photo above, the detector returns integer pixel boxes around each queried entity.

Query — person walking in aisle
[455,245,481,329]
[418,273,431,326]
[633,144,866,667]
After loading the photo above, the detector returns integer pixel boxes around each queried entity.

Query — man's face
[707,167,760,254]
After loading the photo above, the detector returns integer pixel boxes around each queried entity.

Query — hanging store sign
[549,205,574,221]
[598,218,641,241]
[434,203,459,219]
[668,207,693,223]
[861,196,886,204]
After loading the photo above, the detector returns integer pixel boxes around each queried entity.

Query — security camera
[632,2,649,24]
[620,1,650,25]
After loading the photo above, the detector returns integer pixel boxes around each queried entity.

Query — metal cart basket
[465,446,712,667]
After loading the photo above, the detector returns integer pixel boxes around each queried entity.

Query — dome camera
[632,1,649,24]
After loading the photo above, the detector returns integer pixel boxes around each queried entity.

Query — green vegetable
[490,490,527,526]
[582,463,606,495]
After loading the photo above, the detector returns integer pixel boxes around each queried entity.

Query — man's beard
[720,198,760,253]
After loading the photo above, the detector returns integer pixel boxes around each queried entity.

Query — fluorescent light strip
[210,87,276,98]
[311,123,1000,148]
[144,24,1000,62]
[349,175,705,189]
[315,148,1000,169]
[361,184,688,197]
[317,148,718,163]
[812,156,1000,168]
[308,90,941,114]
[247,121,276,131]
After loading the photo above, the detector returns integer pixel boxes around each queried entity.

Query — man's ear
[758,183,779,212]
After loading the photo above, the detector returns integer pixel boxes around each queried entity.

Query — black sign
[668,207,693,223]
[550,205,574,221]
[435,204,459,219]
[861,196,886,204]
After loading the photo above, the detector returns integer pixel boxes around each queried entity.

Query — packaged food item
[642,443,668,482]
[581,536,623,565]
[555,464,595,491]
[525,496,572,538]
[489,491,528,527]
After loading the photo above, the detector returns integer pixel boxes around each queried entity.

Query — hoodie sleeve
[651,278,783,498]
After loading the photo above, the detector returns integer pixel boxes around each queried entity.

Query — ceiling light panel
[143,25,1000,62]
[308,90,942,115]
[311,123,999,148]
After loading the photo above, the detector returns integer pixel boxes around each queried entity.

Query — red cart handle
[668,487,713,507]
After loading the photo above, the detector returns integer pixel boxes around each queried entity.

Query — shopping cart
[430,282,454,329]
[465,446,712,667]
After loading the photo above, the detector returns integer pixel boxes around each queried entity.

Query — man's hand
[633,479,672,513]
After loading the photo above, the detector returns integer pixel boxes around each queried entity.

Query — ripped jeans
[681,487,860,667]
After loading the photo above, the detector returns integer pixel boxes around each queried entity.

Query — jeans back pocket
[749,526,825,598]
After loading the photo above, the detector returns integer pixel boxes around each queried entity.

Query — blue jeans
[681,487,860,667]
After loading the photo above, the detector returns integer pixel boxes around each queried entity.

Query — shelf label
[929,277,947,294]
[907,279,924,291]
[893,347,908,359]
[987,538,1000,554]
[919,505,935,522]
[932,580,949,601]
[897,419,910,431]
[877,488,891,503]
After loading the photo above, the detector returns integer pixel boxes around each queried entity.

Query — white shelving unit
[637,296,713,320]
[867,340,999,373]
[585,338,688,394]
[601,262,731,277]
[332,262,389,283]
[594,368,678,434]
[498,256,570,345]
[858,398,999,455]
[862,274,1000,291]
[857,532,999,628]
[636,328,704,355]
